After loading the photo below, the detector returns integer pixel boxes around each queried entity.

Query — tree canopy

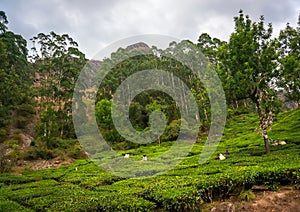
[0,10,299,155]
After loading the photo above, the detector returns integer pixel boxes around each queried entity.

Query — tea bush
[0,109,299,211]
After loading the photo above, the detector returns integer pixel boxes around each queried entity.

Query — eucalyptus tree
[0,11,31,128]
[31,31,86,139]
[0,37,11,127]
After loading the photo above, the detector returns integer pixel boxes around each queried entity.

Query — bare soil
[203,186,300,212]
[16,157,74,171]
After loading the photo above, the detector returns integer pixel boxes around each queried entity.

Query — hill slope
[0,109,299,211]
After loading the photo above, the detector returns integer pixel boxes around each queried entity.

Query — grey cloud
[0,0,299,58]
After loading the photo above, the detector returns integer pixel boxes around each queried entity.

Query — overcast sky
[1,0,299,58]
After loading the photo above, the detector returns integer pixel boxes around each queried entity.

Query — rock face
[88,59,102,70]
[277,90,298,109]
[126,42,150,52]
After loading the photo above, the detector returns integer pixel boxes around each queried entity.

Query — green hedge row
[1,162,299,211]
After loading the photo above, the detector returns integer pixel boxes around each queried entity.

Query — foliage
[0,11,32,129]
[0,144,13,173]
[198,10,282,153]
[0,109,299,211]
[30,31,87,140]
[0,9,300,211]
[277,15,300,102]
[14,103,36,129]
[21,138,86,160]
[238,190,256,201]
[0,128,7,143]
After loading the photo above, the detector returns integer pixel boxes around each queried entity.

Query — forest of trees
[0,10,299,171]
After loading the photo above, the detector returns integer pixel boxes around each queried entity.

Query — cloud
[0,0,299,58]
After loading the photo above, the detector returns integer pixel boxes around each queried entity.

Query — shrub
[0,128,7,143]
[22,165,33,175]
[45,137,62,149]
[22,148,54,160]
[67,144,86,159]
[12,129,22,141]
[13,129,22,135]
[15,116,29,129]
[30,140,36,146]
[238,190,256,201]
[290,170,300,189]
[15,104,35,117]
[265,182,280,191]
[161,119,180,142]
[0,199,33,212]
[0,144,13,173]
[4,139,19,147]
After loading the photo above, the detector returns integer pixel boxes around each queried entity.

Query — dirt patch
[16,157,74,171]
[20,133,33,149]
[203,186,300,212]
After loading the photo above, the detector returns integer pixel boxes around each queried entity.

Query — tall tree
[278,15,300,102]
[31,31,86,139]
[0,11,8,33]
[0,11,31,128]
[0,37,11,127]
[197,33,223,64]
[217,10,279,153]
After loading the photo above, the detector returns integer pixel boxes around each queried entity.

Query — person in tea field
[215,153,226,160]
[142,155,147,161]
[224,149,230,155]
[219,153,226,160]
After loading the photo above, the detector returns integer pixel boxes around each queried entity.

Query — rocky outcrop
[126,42,150,52]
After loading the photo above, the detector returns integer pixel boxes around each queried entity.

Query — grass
[0,109,300,211]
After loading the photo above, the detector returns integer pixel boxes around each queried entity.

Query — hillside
[0,109,299,211]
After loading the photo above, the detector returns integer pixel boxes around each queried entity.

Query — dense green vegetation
[0,8,299,211]
[0,109,300,211]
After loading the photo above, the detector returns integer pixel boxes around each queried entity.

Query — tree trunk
[235,100,239,109]
[60,126,64,138]
[243,99,247,107]
[263,134,270,154]
[255,98,270,154]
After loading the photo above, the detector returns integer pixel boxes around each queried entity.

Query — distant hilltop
[126,42,150,52]
[88,59,102,69]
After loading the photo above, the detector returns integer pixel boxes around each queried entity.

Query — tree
[197,33,223,64]
[0,11,31,128]
[92,41,210,148]
[217,11,279,153]
[278,15,300,102]
[31,31,86,139]
[0,37,11,127]
[0,11,8,33]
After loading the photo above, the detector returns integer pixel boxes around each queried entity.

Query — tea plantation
[1,109,300,211]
